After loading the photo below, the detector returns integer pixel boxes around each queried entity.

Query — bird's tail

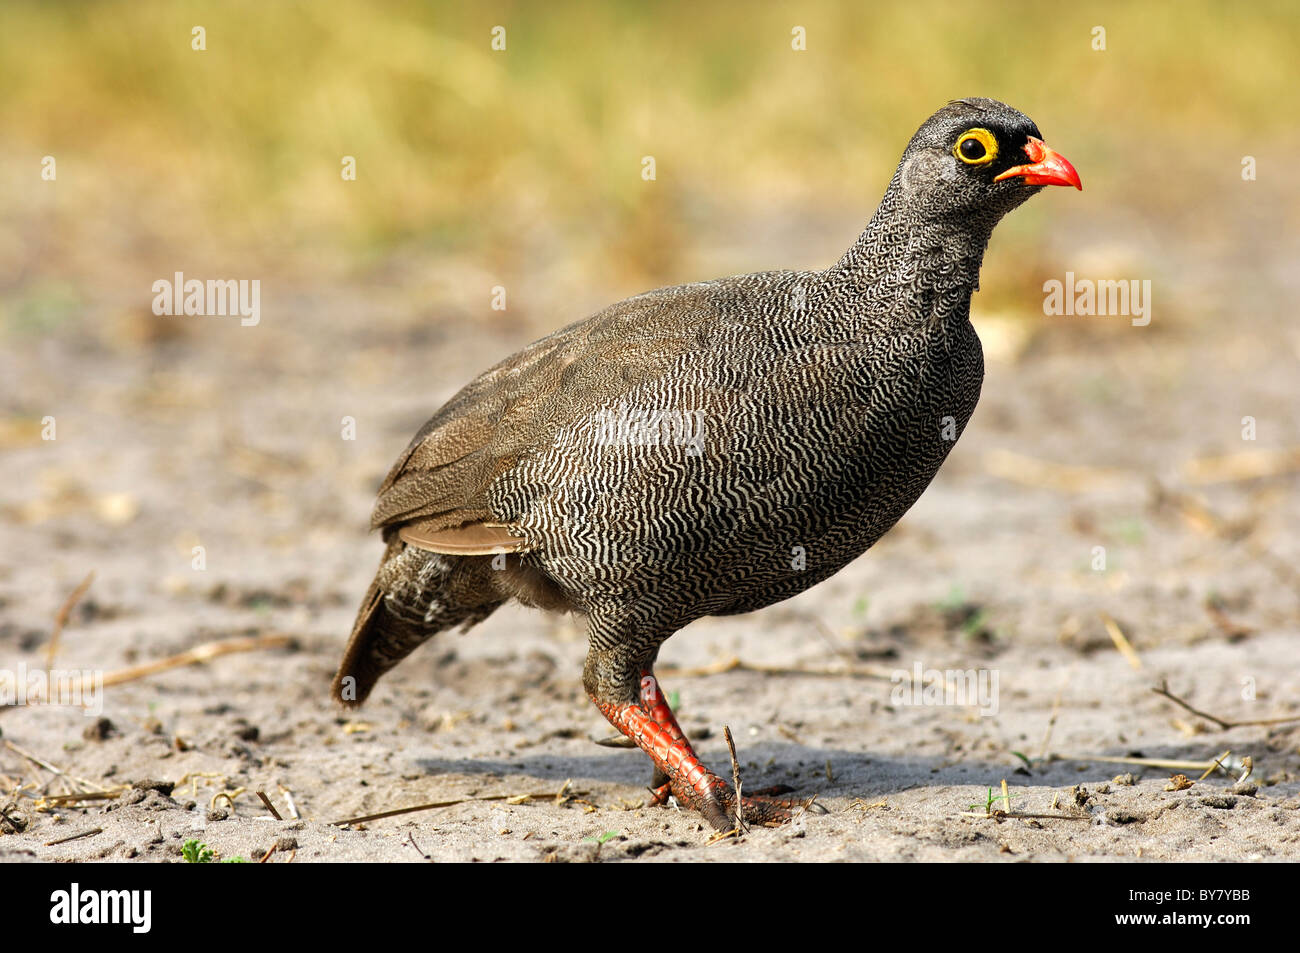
[331,540,504,708]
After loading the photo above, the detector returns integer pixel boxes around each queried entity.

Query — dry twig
[47,571,95,670]
[1198,751,1233,782]
[959,811,1089,822]
[1054,752,1238,775]
[1100,612,1142,670]
[723,725,745,833]
[332,787,587,827]
[44,827,102,846]
[658,655,894,680]
[1182,447,1300,485]
[256,791,283,820]
[278,784,301,820]
[21,634,296,706]
[1152,681,1300,730]
[3,740,108,793]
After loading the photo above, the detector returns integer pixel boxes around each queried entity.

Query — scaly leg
[593,671,803,831]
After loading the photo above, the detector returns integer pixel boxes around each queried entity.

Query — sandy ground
[2,210,1299,863]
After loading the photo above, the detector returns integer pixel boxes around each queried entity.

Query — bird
[332,98,1081,832]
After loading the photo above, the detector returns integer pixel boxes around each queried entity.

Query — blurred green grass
[2,0,1297,332]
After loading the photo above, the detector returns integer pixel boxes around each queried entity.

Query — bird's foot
[648,778,803,830]
[673,776,807,831]
[596,672,810,833]
[649,779,794,807]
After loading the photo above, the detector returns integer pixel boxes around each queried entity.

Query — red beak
[993,136,1082,190]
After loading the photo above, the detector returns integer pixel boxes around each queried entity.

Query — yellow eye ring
[954,128,998,166]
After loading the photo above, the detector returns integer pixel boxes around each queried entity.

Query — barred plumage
[332,98,1080,830]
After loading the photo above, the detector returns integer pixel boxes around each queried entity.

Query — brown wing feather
[369,283,728,541]
[398,522,527,555]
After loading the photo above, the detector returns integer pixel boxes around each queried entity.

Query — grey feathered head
[892,97,1081,222]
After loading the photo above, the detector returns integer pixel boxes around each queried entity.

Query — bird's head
[892,98,1081,224]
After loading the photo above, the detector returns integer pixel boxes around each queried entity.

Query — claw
[592,733,638,748]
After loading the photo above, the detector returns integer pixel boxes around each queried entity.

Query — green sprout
[583,830,619,845]
[182,839,246,863]
[182,839,215,863]
[968,786,1021,814]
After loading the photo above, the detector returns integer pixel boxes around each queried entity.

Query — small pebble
[83,717,117,742]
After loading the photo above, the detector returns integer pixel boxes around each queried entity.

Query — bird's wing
[371,281,730,552]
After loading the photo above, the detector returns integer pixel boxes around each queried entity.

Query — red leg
[593,672,803,831]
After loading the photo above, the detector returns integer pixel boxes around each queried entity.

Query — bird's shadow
[409,738,1263,804]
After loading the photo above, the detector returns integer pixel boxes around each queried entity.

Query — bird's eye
[954,128,998,166]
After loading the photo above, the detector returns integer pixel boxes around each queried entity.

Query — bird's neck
[829,188,996,324]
